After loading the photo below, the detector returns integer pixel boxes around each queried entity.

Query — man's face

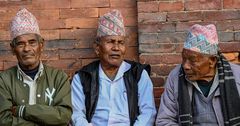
[11,33,43,70]
[95,35,126,68]
[182,48,216,81]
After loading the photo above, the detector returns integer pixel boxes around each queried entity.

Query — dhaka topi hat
[97,9,125,38]
[10,8,40,40]
[184,24,219,55]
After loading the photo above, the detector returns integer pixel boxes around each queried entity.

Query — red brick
[224,0,240,9]
[0,8,60,26]
[125,27,138,46]
[154,87,164,98]
[60,8,98,18]
[0,30,10,41]
[41,30,60,40]
[175,43,184,53]
[151,77,165,87]
[139,33,158,44]
[82,58,98,66]
[39,19,65,30]
[168,11,203,22]
[151,64,176,76]
[45,40,85,50]
[218,32,234,42]
[0,21,10,31]
[0,8,17,21]
[32,0,70,9]
[65,18,98,29]
[139,54,182,65]
[110,0,136,7]
[60,29,96,40]
[0,1,32,8]
[44,59,82,70]
[219,42,240,52]
[75,40,95,49]
[151,76,165,87]
[139,32,186,44]
[59,49,97,59]
[158,32,186,43]
[139,23,175,33]
[176,22,195,32]
[154,87,164,108]
[124,16,137,27]
[0,50,16,61]
[203,10,240,21]
[159,1,184,12]
[155,98,160,109]
[71,0,109,8]
[216,20,240,31]
[176,22,215,32]
[140,43,177,53]
[216,21,234,31]
[99,8,136,17]
[138,12,167,24]
[3,61,17,70]
[41,50,59,60]
[125,46,139,61]
[0,9,59,21]
[185,0,221,11]
[31,10,59,20]
[235,32,240,41]
[99,8,137,27]
[4,9,64,32]
[138,0,162,1]
[138,1,159,13]
[0,41,11,50]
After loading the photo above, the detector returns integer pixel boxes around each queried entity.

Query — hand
[11,106,17,116]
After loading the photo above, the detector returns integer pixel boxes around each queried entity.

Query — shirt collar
[186,69,219,97]
[17,61,44,81]
[99,61,131,82]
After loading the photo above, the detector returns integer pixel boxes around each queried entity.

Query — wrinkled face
[11,33,44,70]
[182,48,216,81]
[95,35,126,68]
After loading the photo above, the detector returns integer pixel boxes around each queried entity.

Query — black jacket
[76,60,150,126]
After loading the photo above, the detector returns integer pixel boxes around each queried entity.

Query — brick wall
[137,0,240,107]
[0,0,138,78]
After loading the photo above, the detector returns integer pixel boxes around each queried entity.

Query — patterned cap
[97,9,125,38]
[184,24,219,55]
[10,8,40,40]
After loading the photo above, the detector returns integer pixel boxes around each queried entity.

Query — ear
[93,42,100,56]
[209,56,217,68]
[39,39,45,52]
[10,43,16,55]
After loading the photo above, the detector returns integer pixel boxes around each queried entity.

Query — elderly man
[156,24,240,126]
[0,8,72,125]
[71,10,156,126]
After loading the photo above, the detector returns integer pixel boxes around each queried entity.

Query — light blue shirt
[71,61,156,126]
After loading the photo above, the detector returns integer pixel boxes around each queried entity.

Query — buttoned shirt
[71,61,156,126]
[17,62,44,105]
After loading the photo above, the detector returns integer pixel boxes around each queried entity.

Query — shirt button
[22,99,25,103]
[37,94,41,98]
[24,84,27,87]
